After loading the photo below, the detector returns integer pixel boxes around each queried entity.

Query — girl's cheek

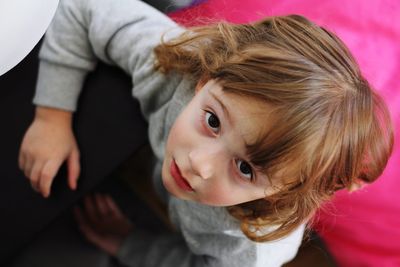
[167,117,186,150]
[199,183,239,206]
[197,109,212,136]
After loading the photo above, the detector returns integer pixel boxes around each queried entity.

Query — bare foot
[74,193,134,256]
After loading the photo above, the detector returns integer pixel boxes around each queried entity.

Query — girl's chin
[161,176,174,195]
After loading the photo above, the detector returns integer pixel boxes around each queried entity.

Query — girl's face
[162,80,277,206]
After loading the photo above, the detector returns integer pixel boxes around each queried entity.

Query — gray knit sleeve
[33,0,180,111]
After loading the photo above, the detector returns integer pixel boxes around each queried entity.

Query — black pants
[0,41,148,263]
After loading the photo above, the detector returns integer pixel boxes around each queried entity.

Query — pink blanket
[170,1,400,266]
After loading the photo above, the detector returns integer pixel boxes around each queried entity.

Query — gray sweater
[33,0,305,266]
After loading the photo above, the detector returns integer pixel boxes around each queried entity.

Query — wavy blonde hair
[154,15,394,242]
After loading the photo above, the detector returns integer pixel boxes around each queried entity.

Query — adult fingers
[74,206,91,230]
[74,206,103,245]
[67,148,80,190]
[104,194,123,218]
[94,194,109,217]
[84,195,101,224]
[38,159,62,198]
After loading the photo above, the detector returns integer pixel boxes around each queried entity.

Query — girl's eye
[235,159,253,181]
[205,111,220,133]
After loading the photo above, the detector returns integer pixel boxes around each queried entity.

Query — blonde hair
[154,15,394,242]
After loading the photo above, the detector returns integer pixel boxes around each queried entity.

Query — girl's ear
[348,180,366,192]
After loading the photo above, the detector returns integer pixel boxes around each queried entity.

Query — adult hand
[18,106,80,197]
[74,194,134,256]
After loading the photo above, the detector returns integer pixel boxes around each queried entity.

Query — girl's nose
[188,146,223,180]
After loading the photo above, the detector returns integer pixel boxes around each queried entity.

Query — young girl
[18,0,393,266]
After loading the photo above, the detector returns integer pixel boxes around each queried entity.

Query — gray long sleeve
[33,0,180,112]
[33,1,305,266]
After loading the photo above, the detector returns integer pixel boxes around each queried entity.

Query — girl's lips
[170,159,194,192]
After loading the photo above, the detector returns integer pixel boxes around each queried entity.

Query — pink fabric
[170,1,400,266]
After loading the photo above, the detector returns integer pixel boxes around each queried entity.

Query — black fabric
[0,41,148,263]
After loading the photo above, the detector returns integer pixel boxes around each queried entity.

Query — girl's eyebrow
[209,90,252,148]
[209,91,233,126]
[209,91,260,151]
